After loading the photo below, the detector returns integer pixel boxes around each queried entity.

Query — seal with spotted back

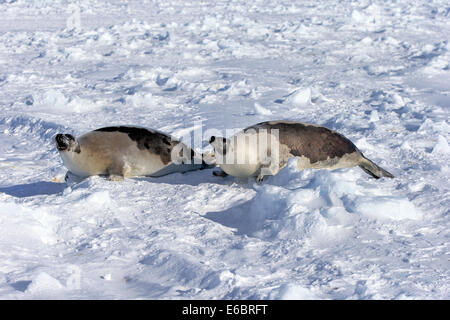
[209,120,394,182]
[55,126,210,182]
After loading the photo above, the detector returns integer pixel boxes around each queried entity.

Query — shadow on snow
[0,181,66,198]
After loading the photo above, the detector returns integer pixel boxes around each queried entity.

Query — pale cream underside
[60,131,167,177]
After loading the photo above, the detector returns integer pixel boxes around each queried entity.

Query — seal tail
[358,156,394,179]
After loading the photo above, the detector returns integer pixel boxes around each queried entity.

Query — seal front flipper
[108,174,125,181]
[256,173,265,183]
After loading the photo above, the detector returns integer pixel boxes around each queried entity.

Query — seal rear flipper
[358,157,394,179]
[148,163,208,177]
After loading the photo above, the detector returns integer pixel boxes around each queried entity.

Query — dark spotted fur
[95,126,178,164]
[246,121,357,164]
[95,126,200,165]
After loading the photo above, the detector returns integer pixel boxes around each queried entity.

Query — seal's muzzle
[55,134,75,151]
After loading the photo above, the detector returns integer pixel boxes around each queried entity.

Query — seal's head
[55,133,80,153]
[209,136,230,156]
[209,134,261,178]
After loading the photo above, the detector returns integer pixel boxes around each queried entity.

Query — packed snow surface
[0,0,449,299]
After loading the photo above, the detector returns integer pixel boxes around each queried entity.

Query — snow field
[0,0,448,299]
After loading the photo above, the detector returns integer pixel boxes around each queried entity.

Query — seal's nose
[209,136,215,144]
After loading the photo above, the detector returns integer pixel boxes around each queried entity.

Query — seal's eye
[209,136,215,143]
[65,134,75,141]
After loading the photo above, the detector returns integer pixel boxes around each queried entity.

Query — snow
[25,272,65,295]
[0,0,449,300]
[286,87,312,107]
[269,283,318,300]
[254,102,272,116]
[432,135,450,155]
